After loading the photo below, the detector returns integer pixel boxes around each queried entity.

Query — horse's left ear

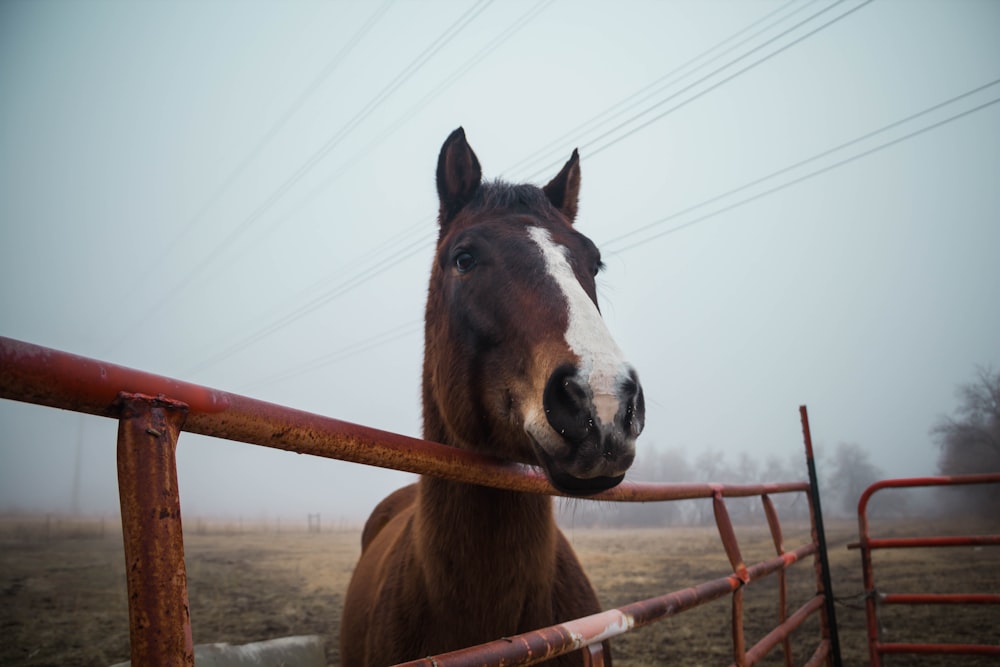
[543,149,581,224]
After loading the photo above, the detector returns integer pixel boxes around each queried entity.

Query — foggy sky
[1,0,998,520]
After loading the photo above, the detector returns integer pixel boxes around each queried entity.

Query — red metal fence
[851,474,1000,666]
[0,336,841,666]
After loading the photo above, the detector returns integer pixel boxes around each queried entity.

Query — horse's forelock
[466,181,558,218]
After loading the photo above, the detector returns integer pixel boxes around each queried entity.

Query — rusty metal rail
[0,336,802,502]
[0,336,840,666]
[851,474,1000,666]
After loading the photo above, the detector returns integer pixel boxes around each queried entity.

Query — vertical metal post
[582,642,605,666]
[712,490,748,666]
[117,392,193,667]
[762,494,794,667]
[857,490,882,667]
[799,405,843,667]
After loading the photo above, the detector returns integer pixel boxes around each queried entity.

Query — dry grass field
[1,514,997,667]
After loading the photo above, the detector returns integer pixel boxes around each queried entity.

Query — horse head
[423,127,644,495]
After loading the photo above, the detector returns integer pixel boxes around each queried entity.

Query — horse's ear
[436,127,482,227]
[543,149,581,224]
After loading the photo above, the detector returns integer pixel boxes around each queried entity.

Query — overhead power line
[115,0,493,353]
[215,0,554,273]
[602,81,1000,255]
[239,78,1000,388]
[299,0,556,205]
[185,0,850,377]
[503,0,806,178]
[104,1,395,355]
[186,2,561,377]
[239,319,423,391]
[524,0,871,182]
[162,0,396,261]
[187,0,876,381]
[184,222,434,377]
[176,0,493,284]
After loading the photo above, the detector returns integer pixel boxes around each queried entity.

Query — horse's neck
[417,403,557,564]
[415,396,558,582]
[416,474,556,556]
[416,400,560,633]
[414,475,558,598]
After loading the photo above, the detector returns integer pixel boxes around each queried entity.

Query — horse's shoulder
[360,483,418,552]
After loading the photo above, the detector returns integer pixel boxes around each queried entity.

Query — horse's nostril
[543,364,590,443]
[621,378,637,400]
[626,380,645,438]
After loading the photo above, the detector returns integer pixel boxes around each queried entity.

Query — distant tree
[931,366,1000,515]
[827,442,884,517]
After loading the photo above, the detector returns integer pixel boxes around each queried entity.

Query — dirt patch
[1,517,997,666]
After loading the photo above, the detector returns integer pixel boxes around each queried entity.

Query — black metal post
[800,405,843,667]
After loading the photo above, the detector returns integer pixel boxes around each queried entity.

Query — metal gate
[851,474,1000,665]
[0,336,841,666]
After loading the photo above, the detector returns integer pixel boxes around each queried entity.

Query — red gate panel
[851,474,1000,666]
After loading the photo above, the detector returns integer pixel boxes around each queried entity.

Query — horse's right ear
[436,127,482,228]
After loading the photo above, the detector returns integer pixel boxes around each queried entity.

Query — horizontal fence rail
[0,336,804,502]
[851,474,1000,666]
[0,336,839,666]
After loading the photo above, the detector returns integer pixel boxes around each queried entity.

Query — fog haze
[1,0,998,521]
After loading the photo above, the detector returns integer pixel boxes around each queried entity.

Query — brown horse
[340,128,645,666]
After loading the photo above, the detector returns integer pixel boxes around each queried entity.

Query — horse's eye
[454,251,477,273]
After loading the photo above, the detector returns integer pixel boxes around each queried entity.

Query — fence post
[116,392,193,667]
[799,405,842,667]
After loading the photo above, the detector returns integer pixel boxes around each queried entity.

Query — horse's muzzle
[530,363,644,495]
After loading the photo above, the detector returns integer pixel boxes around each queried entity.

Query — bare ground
[1,515,997,666]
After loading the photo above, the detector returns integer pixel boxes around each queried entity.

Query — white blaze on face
[528,226,627,425]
